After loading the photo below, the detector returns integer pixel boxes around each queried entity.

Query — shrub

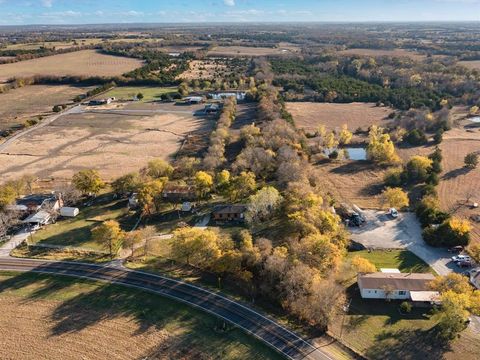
[52,105,62,112]
[404,129,428,146]
[405,156,432,184]
[433,129,444,144]
[464,152,479,169]
[384,167,404,187]
[423,217,471,247]
[400,301,412,314]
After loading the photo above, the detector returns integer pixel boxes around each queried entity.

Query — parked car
[389,208,399,218]
[451,254,471,263]
[448,246,464,253]
[457,260,473,268]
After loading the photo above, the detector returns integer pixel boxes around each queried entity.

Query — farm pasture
[0,102,213,182]
[458,60,480,70]
[207,45,299,57]
[97,86,178,102]
[337,48,426,61]
[0,50,144,82]
[0,85,91,132]
[0,272,280,360]
[286,102,391,134]
[314,161,386,209]
[437,127,480,243]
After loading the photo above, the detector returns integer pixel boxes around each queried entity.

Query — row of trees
[203,98,237,170]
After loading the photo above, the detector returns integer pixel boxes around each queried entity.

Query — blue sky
[0,0,479,25]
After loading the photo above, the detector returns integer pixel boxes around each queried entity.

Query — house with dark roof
[212,205,247,222]
[7,193,62,213]
[357,272,440,304]
[162,184,196,202]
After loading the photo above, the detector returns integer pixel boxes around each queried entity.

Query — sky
[0,0,479,25]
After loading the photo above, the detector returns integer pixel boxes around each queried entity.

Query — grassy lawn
[30,193,138,252]
[329,288,480,359]
[102,86,178,102]
[0,271,282,360]
[347,249,433,273]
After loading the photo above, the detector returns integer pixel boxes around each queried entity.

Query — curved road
[0,257,333,360]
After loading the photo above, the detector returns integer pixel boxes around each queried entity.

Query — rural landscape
[1,2,480,359]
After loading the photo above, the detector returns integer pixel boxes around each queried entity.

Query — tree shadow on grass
[442,167,472,180]
[0,271,280,360]
[366,327,451,360]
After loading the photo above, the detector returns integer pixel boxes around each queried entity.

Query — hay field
[315,161,386,209]
[0,103,212,182]
[458,60,480,70]
[0,85,91,131]
[437,127,480,243]
[208,45,299,57]
[0,272,280,360]
[337,48,426,61]
[287,102,391,133]
[0,50,144,82]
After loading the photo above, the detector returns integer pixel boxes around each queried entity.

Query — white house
[357,272,438,303]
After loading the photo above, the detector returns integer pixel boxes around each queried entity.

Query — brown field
[458,60,480,70]
[0,50,144,82]
[0,85,91,131]
[437,126,480,243]
[315,161,386,208]
[287,102,392,133]
[156,46,203,54]
[178,59,231,81]
[0,103,213,182]
[0,272,279,360]
[208,44,299,57]
[337,48,426,61]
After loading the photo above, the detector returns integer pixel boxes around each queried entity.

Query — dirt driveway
[350,210,460,275]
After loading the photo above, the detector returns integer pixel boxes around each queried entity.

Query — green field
[347,249,433,273]
[0,271,282,360]
[101,86,178,102]
[29,193,138,252]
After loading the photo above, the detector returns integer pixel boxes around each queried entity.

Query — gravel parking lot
[350,210,461,275]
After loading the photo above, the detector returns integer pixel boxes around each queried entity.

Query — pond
[324,147,367,160]
[470,116,480,123]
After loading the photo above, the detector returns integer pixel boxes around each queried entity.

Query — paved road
[350,210,459,276]
[0,257,333,360]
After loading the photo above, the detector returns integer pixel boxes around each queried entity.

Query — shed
[60,207,79,217]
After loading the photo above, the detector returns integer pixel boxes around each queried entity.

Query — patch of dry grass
[0,50,143,82]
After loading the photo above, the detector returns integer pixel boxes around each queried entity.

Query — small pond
[324,147,367,160]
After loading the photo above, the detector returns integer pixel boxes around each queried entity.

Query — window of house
[398,290,406,295]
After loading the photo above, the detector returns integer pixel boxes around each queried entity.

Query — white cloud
[224,0,235,6]
[41,0,53,8]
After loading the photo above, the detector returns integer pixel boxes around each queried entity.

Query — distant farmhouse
[162,183,196,202]
[88,97,115,106]
[357,272,440,306]
[212,205,247,222]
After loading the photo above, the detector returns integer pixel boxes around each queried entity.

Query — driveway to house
[350,210,460,276]
[0,228,31,257]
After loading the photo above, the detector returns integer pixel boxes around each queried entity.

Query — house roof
[213,205,247,215]
[470,269,480,289]
[16,194,56,207]
[410,291,441,302]
[22,210,51,224]
[358,272,435,291]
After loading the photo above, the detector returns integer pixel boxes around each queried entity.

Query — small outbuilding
[60,207,79,218]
